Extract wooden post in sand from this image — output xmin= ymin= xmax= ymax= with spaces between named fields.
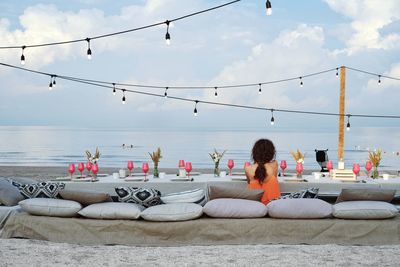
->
xmin=337 ymin=66 xmax=346 ymax=163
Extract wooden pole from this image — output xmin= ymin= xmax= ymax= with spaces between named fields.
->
xmin=338 ymin=66 xmax=346 ymax=162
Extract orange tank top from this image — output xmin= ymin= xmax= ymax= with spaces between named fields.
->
xmin=247 ymin=176 xmax=281 ymax=205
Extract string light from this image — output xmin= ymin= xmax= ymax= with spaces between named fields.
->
xmin=164 ymin=87 xmax=168 ymax=98
xmin=165 ymin=20 xmax=171 ymax=46
xmin=112 ymin=83 xmax=116 ymax=95
xmin=194 ymin=100 xmax=198 ymax=116
xmin=378 ymin=75 xmax=381 ymax=85
xmin=270 ymin=109 xmax=275 ymax=125
xmin=122 ymin=89 xmax=126 ymax=104
xmin=265 ymin=0 xmax=272 ymax=16
xmin=86 ymin=38 xmax=92 ymax=60
xmin=52 ymin=75 xmax=56 ymax=86
xmin=346 ymin=115 xmax=351 ymax=131
xmin=214 ymin=87 xmax=218 ymax=97
xmin=258 ymin=83 xmax=262 ymax=94
xmin=299 ymin=77 xmax=303 ymax=87
xmin=20 ymin=46 xmax=26 ymax=65
xmin=48 ymin=76 xmax=53 ymax=90
xmin=336 ymin=68 xmax=339 ymax=77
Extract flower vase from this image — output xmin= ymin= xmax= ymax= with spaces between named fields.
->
xmin=153 ymin=164 xmax=159 ymax=178
xmin=372 ymin=167 xmax=379 ymax=179
xmin=296 ymin=162 xmax=303 ymax=178
xmin=214 ymin=162 xmax=220 ymax=177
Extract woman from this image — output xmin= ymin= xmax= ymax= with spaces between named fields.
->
xmin=245 ymin=139 xmax=281 ymax=205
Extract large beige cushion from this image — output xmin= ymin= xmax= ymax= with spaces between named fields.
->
xmin=208 ymin=185 xmax=264 ymax=201
xmin=78 ymin=202 xmax=144 ymax=220
xmin=333 ymin=201 xmax=398 ymax=219
xmin=141 ymin=203 xmax=203 ymax=222
xmin=59 ymin=190 xmax=112 ymax=206
xmin=0 ymin=178 xmax=24 ymax=206
xmin=203 ymin=198 xmax=267 ymax=218
xmin=335 ymin=188 xmax=395 ymax=204
xmin=267 ymin=199 xmax=332 ymax=219
xmin=19 ymin=198 xmax=82 ymax=217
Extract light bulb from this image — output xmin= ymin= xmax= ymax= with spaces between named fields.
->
xmin=266 ymin=0 xmax=272 ymax=16
xmin=258 ymin=84 xmax=262 ymax=94
xmin=346 ymin=122 xmax=350 ymax=131
xmin=336 ymin=68 xmax=339 ymax=77
xmin=122 ymin=90 xmax=126 ymax=104
xmin=214 ymin=87 xmax=218 ymax=98
xmin=194 ymin=101 xmax=198 ymax=117
xmin=165 ymin=20 xmax=171 ymax=46
xmin=299 ymin=77 xmax=303 ymax=87
xmin=113 ymin=83 xmax=116 ymax=96
xmin=164 ymin=87 xmax=168 ymax=98
xmin=49 ymin=82 xmax=53 ymax=91
xmin=20 ymin=46 xmax=26 ymax=65
xmin=378 ymin=75 xmax=381 ymax=85
xmin=86 ymin=38 xmax=92 ymax=60
xmin=270 ymin=110 xmax=275 ymax=125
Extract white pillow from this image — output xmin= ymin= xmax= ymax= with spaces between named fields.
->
xmin=267 ymin=199 xmax=332 ymax=219
xmin=161 ymin=188 xmax=206 ymax=206
xmin=203 ymin=198 xmax=267 ymax=218
xmin=333 ymin=201 xmax=398 ymax=219
xmin=19 ymin=198 xmax=82 ymax=217
xmin=78 ymin=202 xmax=144 ymax=219
xmin=141 ymin=203 xmax=203 ymax=221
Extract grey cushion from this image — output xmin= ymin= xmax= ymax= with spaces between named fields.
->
xmin=203 ymin=198 xmax=268 ymax=218
xmin=78 ymin=202 xmax=144 ymax=220
xmin=335 ymin=189 xmax=396 ymax=204
xmin=333 ymin=201 xmax=398 ymax=219
xmin=0 ymin=178 xmax=24 ymax=206
xmin=59 ymin=190 xmax=112 ymax=206
xmin=267 ymin=199 xmax=332 ymax=219
xmin=19 ymin=198 xmax=82 ymax=217
xmin=141 ymin=203 xmax=203 ymax=222
xmin=208 ymin=185 xmax=264 ymax=201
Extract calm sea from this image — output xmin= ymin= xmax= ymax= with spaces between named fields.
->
xmin=0 ymin=126 xmax=399 ymax=170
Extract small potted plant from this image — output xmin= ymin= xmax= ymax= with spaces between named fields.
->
xmin=149 ymin=147 xmax=162 ymax=178
xmin=368 ymin=149 xmax=382 ymax=179
xmin=209 ymin=149 xmax=226 ymax=177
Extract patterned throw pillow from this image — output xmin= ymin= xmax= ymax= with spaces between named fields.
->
xmin=281 ymin=187 xmax=319 ymax=199
xmin=19 ymin=182 xmax=65 ymax=199
xmin=115 ymin=187 xmax=162 ymax=208
xmin=161 ymin=188 xmax=207 ymax=206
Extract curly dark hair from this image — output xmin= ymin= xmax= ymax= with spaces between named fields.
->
xmin=251 ymin=139 xmax=276 ymax=183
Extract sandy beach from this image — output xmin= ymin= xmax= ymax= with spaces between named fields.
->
xmin=0 ymin=239 xmax=399 ymax=267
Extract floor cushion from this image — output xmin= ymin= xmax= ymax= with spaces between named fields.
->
xmin=333 ymin=201 xmax=398 ymax=219
xmin=267 ymin=198 xmax=332 ymax=219
xmin=115 ymin=187 xmax=162 ymax=208
xmin=78 ymin=202 xmax=144 ymax=220
xmin=203 ymin=198 xmax=268 ymax=218
xmin=141 ymin=203 xmax=203 ymax=221
xmin=19 ymin=182 xmax=65 ymax=199
xmin=59 ymin=190 xmax=112 ymax=206
xmin=0 ymin=178 xmax=24 ymax=206
xmin=19 ymin=198 xmax=82 ymax=217
xmin=161 ymin=188 xmax=207 ymax=206
xmin=335 ymin=188 xmax=396 ymax=204
xmin=208 ymin=185 xmax=264 ymax=201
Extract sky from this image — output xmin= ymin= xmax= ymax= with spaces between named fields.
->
xmin=0 ymin=0 xmax=399 ymax=130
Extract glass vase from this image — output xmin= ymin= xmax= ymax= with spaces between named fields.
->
xmin=372 ymin=167 xmax=379 ymax=179
xmin=214 ymin=162 xmax=220 ymax=177
xmin=153 ymin=164 xmax=159 ymax=178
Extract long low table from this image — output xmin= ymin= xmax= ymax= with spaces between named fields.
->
xmin=56 ymin=174 xmax=400 ymax=197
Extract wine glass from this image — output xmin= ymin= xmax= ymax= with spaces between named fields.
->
xmin=68 ymin=164 xmax=75 ymax=179
xmin=353 ymin=163 xmax=360 ymax=178
xmin=185 ymin=162 xmax=193 ymax=180
xmin=86 ymin=161 xmax=92 ymax=177
xmin=78 ymin=162 xmax=84 ymax=178
xmin=91 ymin=164 xmax=99 ymax=181
xmin=326 ymin=160 xmax=333 ymax=174
xmin=365 ymin=160 xmax=372 ymax=178
xmin=178 ymin=160 xmax=185 ymax=168
xmin=227 ymin=159 xmax=234 ymax=176
xmin=244 ymin=161 xmax=251 ymax=169
xmin=280 ymin=160 xmax=287 ymax=177
xmin=127 ymin=161 xmax=134 ymax=176
xmin=295 ymin=162 xmax=303 ymax=178
xmin=142 ymin=163 xmax=149 ymax=181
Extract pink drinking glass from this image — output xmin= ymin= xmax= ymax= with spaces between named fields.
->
xmin=227 ymin=159 xmax=234 ymax=176
xmin=365 ymin=160 xmax=372 ymax=178
xmin=280 ymin=160 xmax=287 ymax=177
xmin=326 ymin=160 xmax=333 ymax=173
xmin=185 ymin=162 xmax=193 ymax=179
xmin=78 ymin=162 xmax=84 ymax=178
xmin=91 ymin=164 xmax=99 ymax=181
xmin=244 ymin=161 xmax=251 ymax=169
xmin=142 ymin=163 xmax=149 ymax=181
xmin=68 ymin=164 xmax=75 ymax=179
xmin=127 ymin=161 xmax=134 ymax=176
xmin=178 ymin=160 xmax=185 ymax=168
xmin=295 ymin=162 xmax=303 ymax=177
xmin=353 ymin=163 xmax=360 ymax=177
xmin=86 ymin=161 xmax=92 ymax=176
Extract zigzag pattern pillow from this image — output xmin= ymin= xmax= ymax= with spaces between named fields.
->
xmin=19 ymin=182 xmax=65 ymax=199
xmin=115 ymin=187 xmax=162 ymax=208
xmin=161 ymin=188 xmax=207 ymax=206
xmin=281 ymin=187 xmax=319 ymax=199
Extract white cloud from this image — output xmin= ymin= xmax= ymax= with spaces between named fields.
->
xmin=325 ymin=0 xmax=400 ymax=54
xmin=364 ymin=63 xmax=400 ymax=94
